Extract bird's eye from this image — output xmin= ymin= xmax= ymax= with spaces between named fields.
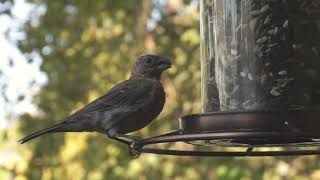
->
xmin=157 ymin=61 xmax=163 ymax=65
xmin=146 ymin=58 xmax=152 ymax=63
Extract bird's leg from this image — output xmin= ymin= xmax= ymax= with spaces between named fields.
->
xmin=106 ymin=130 xmax=143 ymax=157
xmin=106 ymin=129 xmax=141 ymax=144
xmin=106 ymin=130 xmax=130 ymax=144
xmin=114 ymin=134 xmax=143 ymax=158
xmin=108 ymin=133 xmax=142 ymax=157
xmin=115 ymin=134 xmax=141 ymax=141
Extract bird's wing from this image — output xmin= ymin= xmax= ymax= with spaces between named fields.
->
xmin=18 ymin=79 xmax=157 ymax=143
xmin=73 ymin=79 xmax=155 ymax=117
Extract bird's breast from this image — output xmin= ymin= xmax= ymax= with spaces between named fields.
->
xmin=148 ymin=82 xmax=166 ymax=116
xmin=116 ymin=81 xmax=166 ymax=134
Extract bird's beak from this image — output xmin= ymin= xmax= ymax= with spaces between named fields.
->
xmin=157 ymin=58 xmax=172 ymax=71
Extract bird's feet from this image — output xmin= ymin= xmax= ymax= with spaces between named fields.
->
xmin=108 ymin=133 xmax=143 ymax=157
xmin=115 ymin=135 xmax=142 ymax=158
xmin=129 ymin=138 xmax=142 ymax=158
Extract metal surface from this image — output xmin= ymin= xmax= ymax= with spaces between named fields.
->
xmin=141 ymin=148 xmax=320 ymax=157
xmin=113 ymin=131 xmax=320 ymax=157
xmin=113 ymin=111 xmax=320 ymax=157
xmin=180 ymin=110 xmax=320 ymax=134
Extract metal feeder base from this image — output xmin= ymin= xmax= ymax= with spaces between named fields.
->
xmin=113 ymin=110 xmax=320 ymax=157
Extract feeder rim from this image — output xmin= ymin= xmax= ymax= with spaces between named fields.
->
xmin=112 ymin=110 xmax=320 ymax=157
xmin=112 ymin=130 xmax=320 ymax=157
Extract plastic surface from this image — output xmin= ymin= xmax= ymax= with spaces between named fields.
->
xmin=201 ymin=0 xmax=320 ymax=112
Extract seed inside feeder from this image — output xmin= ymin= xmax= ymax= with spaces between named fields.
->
xmin=201 ymin=0 xmax=320 ymax=112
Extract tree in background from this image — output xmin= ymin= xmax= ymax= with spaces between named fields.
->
xmin=1 ymin=0 xmax=320 ymax=179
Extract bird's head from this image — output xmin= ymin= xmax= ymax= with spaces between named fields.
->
xmin=131 ymin=54 xmax=172 ymax=80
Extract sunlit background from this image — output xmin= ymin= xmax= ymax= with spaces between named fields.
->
xmin=0 ymin=0 xmax=46 ymax=129
xmin=1 ymin=0 xmax=320 ymax=179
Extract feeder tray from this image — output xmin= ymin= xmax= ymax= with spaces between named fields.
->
xmin=113 ymin=110 xmax=320 ymax=157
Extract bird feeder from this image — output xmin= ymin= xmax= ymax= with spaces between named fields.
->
xmin=114 ymin=0 xmax=320 ymax=157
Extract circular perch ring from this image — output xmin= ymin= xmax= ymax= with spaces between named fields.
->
xmin=113 ymin=110 xmax=320 ymax=157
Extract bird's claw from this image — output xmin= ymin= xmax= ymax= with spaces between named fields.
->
xmin=112 ymin=134 xmax=143 ymax=157
xmin=129 ymin=139 xmax=142 ymax=158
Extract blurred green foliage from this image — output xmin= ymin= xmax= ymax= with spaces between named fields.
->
xmin=2 ymin=0 xmax=320 ymax=179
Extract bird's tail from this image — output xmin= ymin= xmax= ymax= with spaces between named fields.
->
xmin=18 ymin=122 xmax=68 ymax=144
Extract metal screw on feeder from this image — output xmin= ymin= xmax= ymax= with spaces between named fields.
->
xmin=115 ymin=0 xmax=320 ymax=157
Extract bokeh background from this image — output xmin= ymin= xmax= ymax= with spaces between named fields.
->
xmin=1 ymin=0 xmax=320 ymax=179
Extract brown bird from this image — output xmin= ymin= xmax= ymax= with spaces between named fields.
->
xmin=19 ymin=54 xmax=172 ymax=143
